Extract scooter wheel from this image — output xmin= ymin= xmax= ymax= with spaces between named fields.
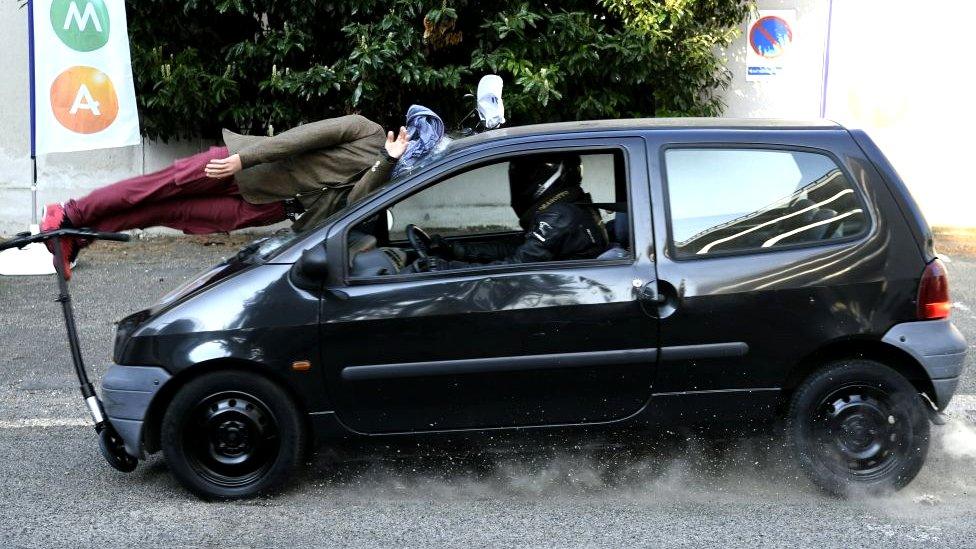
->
xmin=99 ymin=425 xmax=139 ymax=473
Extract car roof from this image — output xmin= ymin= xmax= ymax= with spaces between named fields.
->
xmin=449 ymin=118 xmax=842 ymax=151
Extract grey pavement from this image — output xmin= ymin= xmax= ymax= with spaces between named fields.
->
xmin=1 ymin=236 xmax=975 ymax=548
xmin=945 ymin=252 xmax=976 ymax=394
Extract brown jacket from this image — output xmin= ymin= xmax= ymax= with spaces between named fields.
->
xmin=222 ymin=114 xmax=397 ymax=231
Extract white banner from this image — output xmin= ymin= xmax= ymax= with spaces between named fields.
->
xmin=746 ymin=9 xmax=797 ymax=82
xmin=31 ymin=0 xmax=139 ymax=154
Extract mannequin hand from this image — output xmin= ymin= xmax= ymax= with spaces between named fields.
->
xmin=384 ymin=126 xmax=409 ymax=159
xmin=205 ymin=154 xmax=243 ymax=178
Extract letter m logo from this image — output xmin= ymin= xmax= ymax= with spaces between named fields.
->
xmin=64 ymin=1 xmax=102 ymax=32
xmin=50 ymin=0 xmax=111 ymax=52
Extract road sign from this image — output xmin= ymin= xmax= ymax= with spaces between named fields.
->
xmin=746 ymin=10 xmax=797 ymax=81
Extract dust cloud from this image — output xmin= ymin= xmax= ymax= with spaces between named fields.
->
xmin=306 ymin=433 xmax=810 ymax=504
xmin=305 ymin=417 xmax=976 ymax=505
xmin=941 ymin=417 xmax=976 ymax=460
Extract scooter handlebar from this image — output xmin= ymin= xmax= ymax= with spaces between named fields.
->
xmin=0 ymin=228 xmax=131 ymax=251
xmin=76 ymin=230 xmax=131 ymax=242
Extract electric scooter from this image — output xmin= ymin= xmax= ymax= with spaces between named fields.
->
xmin=0 ymin=228 xmax=138 ymax=472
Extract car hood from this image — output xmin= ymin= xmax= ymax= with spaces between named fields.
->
xmin=113 ymin=235 xmax=294 ymax=356
xmin=150 ymin=234 xmax=301 ymax=313
xmin=151 ymin=260 xmax=247 ymax=314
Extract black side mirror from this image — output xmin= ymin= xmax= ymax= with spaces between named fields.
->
xmin=291 ymin=243 xmax=329 ymax=290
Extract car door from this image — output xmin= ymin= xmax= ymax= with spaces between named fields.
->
xmin=645 ymin=130 xmax=880 ymax=421
xmin=318 ymin=137 xmax=660 ymax=434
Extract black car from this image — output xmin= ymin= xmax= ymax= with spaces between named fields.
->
xmin=103 ymin=119 xmax=967 ymax=499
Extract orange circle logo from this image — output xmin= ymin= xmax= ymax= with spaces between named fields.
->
xmin=50 ymin=66 xmax=119 ymax=134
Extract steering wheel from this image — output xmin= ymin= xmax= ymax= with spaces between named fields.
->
xmin=405 ymin=224 xmax=432 ymax=259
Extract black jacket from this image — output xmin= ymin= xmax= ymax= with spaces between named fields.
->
xmin=446 ymin=188 xmax=609 ymax=266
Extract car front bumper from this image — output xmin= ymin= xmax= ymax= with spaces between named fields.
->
xmin=882 ymin=319 xmax=968 ymax=410
xmin=101 ymin=365 xmax=172 ymax=457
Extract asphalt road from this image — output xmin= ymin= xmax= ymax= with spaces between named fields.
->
xmin=1 ymin=236 xmax=975 ymax=548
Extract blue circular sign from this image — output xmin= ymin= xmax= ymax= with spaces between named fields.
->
xmin=750 ymin=16 xmax=793 ymax=59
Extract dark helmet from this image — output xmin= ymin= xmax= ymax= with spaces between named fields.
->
xmin=508 ymin=153 xmax=582 ymax=218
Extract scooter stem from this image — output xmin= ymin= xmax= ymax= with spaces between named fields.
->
xmin=51 ymin=236 xmax=106 ymax=427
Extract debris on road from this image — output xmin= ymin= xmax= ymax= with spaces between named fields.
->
xmin=913 ymin=494 xmax=941 ymax=506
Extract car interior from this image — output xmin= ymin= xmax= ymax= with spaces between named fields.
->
xmin=345 ymin=150 xmax=632 ymax=277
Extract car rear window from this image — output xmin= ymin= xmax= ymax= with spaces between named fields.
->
xmin=664 ymin=148 xmax=869 ymax=258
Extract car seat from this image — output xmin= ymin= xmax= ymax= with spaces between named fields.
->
xmin=597 ymin=212 xmax=630 ymax=260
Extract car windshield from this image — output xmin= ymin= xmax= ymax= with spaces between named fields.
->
xmin=387 ymin=137 xmax=454 ymax=182
xmin=230 ymin=232 xmax=299 ymax=264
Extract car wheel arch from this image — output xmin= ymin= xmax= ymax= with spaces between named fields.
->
xmin=782 ymin=337 xmax=937 ymax=409
xmin=141 ymin=358 xmax=310 ymax=455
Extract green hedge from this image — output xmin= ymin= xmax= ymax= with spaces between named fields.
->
xmin=127 ymin=0 xmax=753 ymax=141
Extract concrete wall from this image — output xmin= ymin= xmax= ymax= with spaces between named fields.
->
xmin=719 ymin=0 xmax=976 ymax=227
xmin=0 ymin=0 xmax=615 ymax=238
xmin=721 ymin=0 xmax=829 ymax=119
xmin=3 ymin=1 xmax=973 ymax=236
xmin=1 ymin=0 xmax=603 ymax=237
xmin=0 ymin=0 xmax=32 ymax=234
xmin=0 ymin=1 xmax=214 ymax=235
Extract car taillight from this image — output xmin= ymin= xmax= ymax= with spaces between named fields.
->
xmin=917 ymin=258 xmax=951 ymax=319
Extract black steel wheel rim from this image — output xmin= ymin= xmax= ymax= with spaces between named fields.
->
xmin=811 ymin=383 xmax=911 ymax=480
xmin=183 ymin=391 xmax=280 ymax=488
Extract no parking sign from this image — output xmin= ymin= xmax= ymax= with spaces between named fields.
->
xmin=746 ymin=9 xmax=797 ymax=81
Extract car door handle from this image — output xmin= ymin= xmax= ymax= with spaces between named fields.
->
xmin=637 ymin=281 xmax=667 ymax=304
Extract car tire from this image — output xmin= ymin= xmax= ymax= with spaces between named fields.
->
xmin=161 ymin=370 xmax=305 ymax=500
xmin=787 ymin=359 xmax=929 ymax=497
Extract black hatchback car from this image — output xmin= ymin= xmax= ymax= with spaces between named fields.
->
xmin=103 ymin=119 xmax=967 ymax=499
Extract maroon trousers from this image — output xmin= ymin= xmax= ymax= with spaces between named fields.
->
xmin=64 ymin=146 xmax=286 ymax=234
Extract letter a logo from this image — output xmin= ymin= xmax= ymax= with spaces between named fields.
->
xmin=69 ymin=84 xmax=102 ymax=115
xmin=50 ymin=0 xmax=110 ymax=52
xmin=50 ymin=66 xmax=119 ymax=133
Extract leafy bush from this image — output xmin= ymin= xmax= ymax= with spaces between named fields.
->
xmin=127 ymin=0 xmax=753 ymax=141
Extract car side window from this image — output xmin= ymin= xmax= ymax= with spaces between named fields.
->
xmin=388 ymin=154 xmax=619 ymax=239
xmin=389 ymin=162 xmax=521 ymax=239
xmin=346 ymin=150 xmax=630 ymax=278
xmin=664 ymin=148 xmax=868 ymax=258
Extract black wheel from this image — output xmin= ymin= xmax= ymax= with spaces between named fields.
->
xmin=787 ymin=359 xmax=929 ymax=497
xmin=98 ymin=424 xmax=138 ymax=472
xmin=161 ymin=370 xmax=305 ymax=500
